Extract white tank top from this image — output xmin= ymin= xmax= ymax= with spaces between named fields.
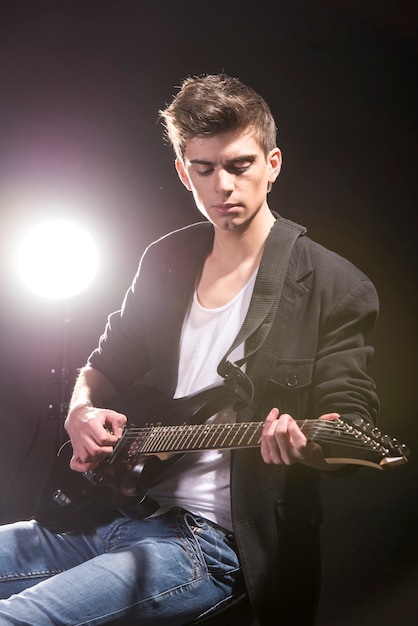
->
xmin=147 ymin=270 xmax=257 ymax=530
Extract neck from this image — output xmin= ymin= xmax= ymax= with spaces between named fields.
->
xmin=196 ymin=208 xmax=275 ymax=308
xmin=211 ymin=208 xmax=275 ymax=269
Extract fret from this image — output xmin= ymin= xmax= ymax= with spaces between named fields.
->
xmin=183 ymin=424 xmax=203 ymax=450
xmin=125 ymin=422 xmax=264 ymax=455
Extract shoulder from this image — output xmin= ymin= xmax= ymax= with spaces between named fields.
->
xmin=134 ymin=221 xmax=214 ymax=290
xmin=283 ymin=227 xmax=379 ymax=312
xmin=143 ymin=220 xmax=214 ymax=264
xmin=273 ymin=214 xmax=372 ymax=287
xmin=293 ymin=232 xmax=375 ymax=286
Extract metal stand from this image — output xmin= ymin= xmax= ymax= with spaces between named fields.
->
xmin=48 ymin=317 xmax=72 ymax=449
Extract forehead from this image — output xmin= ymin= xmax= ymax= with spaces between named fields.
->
xmin=183 ymin=127 xmax=263 ymax=163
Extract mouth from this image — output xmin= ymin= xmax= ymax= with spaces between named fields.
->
xmin=212 ymin=203 xmax=241 ymax=214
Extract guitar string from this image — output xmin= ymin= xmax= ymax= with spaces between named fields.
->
xmin=118 ymin=423 xmax=381 ymax=446
xmin=112 ymin=421 xmax=391 ymax=455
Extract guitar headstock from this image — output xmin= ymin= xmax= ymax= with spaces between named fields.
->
xmin=305 ymin=417 xmax=410 ymax=470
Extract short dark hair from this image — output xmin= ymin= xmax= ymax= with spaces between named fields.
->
xmin=159 ymin=73 xmax=277 ymax=160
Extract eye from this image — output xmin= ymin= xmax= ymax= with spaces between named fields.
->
xmin=231 ymin=165 xmax=250 ymax=174
xmin=226 ymin=160 xmax=253 ymax=175
xmin=196 ymin=168 xmax=214 ymax=177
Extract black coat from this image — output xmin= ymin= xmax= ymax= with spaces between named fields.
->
xmin=89 ymin=217 xmax=379 ymax=625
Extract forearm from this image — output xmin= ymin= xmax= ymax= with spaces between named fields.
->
xmin=68 ymin=365 xmax=117 ymax=413
xmin=64 ymin=366 xmax=125 ymax=472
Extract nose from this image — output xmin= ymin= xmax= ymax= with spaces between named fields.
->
xmin=214 ymin=168 xmax=234 ymax=194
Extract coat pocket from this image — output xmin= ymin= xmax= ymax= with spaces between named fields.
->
xmin=261 ymin=359 xmax=314 ymax=419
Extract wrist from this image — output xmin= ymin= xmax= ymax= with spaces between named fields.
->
xmin=69 ymin=401 xmax=94 ymax=412
xmin=65 ymin=403 xmax=94 ymax=431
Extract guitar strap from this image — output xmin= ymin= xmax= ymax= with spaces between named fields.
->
xmin=217 ymin=215 xmax=306 ymax=390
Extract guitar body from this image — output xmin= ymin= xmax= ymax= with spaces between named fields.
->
xmin=35 ymin=380 xmax=249 ymax=532
xmin=35 ymin=441 xmax=167 ymax=532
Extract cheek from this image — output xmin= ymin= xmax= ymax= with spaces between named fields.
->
xmin=189 ymin=186 xmax=208 ymax=212
xmin=189 ymin=179 xmax=208 ymax=201
xmin=246 ymin=176 xmax=268 ymax=196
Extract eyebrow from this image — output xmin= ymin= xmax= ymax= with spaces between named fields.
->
xmin=189 ymin=159 xmax=213 ymax=166
xmin=188 ymin=154 xmax=257 ymax=166
xmin=189 ymin=154 xmax=257 ymax=167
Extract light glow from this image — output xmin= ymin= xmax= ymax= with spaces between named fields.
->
xmin=17 ymin=220 xmax=99 ymax=299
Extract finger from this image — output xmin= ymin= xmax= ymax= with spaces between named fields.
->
xmin=319 ymin=412 xmax=340 ymax=421
xmin=70 ymin=437 xmax=113 ymax=469
xmin=260 ymin=437 xmax=283 ymax=464
xmin=267 ymin=414 xmax=307 ymax=464
xmin=69 ymin=455 xmax=98 ymax=473
xmin=273 ymin=415 xmax=298 ymax=463
xmin=284 ymin=419 xmax=310 ymax=462
xmin=287 ymin=418 xmax=307 ymax=446
xmin=261 ymin=408 xmax=284 ymax=464
xmin=263 ymin=407 xmax=280 ymax=428
xmin=104 ymin=411 xmax=127 ymax=439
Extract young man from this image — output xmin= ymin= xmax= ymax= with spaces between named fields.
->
xmin=0 ymin=74 xmax=379 ymax=625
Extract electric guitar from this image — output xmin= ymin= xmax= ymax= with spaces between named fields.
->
xmin=35 ymin=384 xmax=409 ymax=532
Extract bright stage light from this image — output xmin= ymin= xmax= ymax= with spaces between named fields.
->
xmin=17 ymin=220 xmax=99 ymax=300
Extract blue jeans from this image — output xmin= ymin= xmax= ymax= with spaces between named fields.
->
xmin=0 ymin=508 xmax=242 ymax=625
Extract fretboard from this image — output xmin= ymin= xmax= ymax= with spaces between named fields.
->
xmin=123 ymin=422 xmax=264 ymax=456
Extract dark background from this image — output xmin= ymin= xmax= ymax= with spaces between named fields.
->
xmin=0 ymin=1 xmax=417 ymax=624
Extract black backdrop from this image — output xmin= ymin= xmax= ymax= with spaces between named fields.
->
xmin=0 ymin=2 xmax=417 ymax=624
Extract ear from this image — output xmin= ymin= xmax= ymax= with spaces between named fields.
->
xmin=267 ymin=148 xmax=282 ymax=184
xmin=175 ymin=159 xmax=192 ymax=191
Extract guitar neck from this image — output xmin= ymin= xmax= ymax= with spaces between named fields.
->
xmin=114 ymin=418 xmax=409 ymax=470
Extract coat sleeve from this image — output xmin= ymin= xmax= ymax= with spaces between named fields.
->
xmin=87 ymin=222 xmax=212 ymax=394
xmin=312 ymin=276 xmax=380 ymax=425
xmin=87 ymin=249 xmax=153 ymax=391
xmin=249 ymin=239 xmax=380 ymax=430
